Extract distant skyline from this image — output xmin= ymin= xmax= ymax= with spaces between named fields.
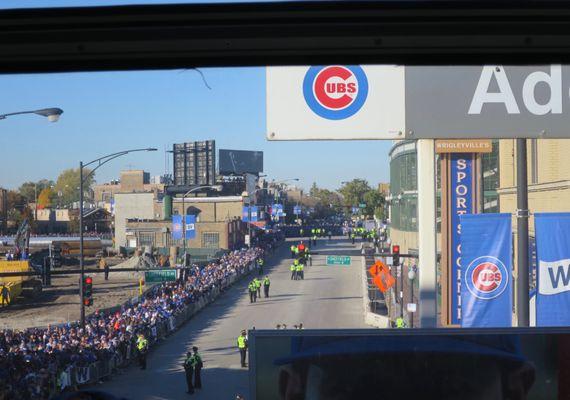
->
xmin=0 ymin=68 xmax=392 ymax=192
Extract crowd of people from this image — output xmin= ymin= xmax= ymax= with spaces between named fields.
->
xmin=0 ymin=246 xmax=264 ymax=400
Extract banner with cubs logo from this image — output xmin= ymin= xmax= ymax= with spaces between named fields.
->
xmin=266 ymin=65 xmax=405 ymax=140
xmin=535 ymin=213 xmax=570 ymax=326
xmin=460 ymin=214 xmax=512 ymax=328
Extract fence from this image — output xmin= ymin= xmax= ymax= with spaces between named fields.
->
xmin=44 ymin=257 xmax=259 ymax=398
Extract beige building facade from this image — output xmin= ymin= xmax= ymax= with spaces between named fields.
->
xmin=498 ymin=139 xmax=570 ymax=234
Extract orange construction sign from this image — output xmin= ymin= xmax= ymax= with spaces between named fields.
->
xmin=369 ymin=260 xmax=395 ymax=293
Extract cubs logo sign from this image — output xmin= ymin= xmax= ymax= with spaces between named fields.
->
xmin=303 ymin=65 xmax=369 ymax=120
xmin=465 ymin=256 xmax=509 ymax=300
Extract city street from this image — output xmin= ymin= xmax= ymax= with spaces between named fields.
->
xmin=100 ymin=237 xmax=366 ymax=399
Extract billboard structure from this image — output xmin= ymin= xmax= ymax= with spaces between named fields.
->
xmin=219 ymin=149 xmax=263 ymax=175
xmin=172 ymin=140 xmax=216 ymax=186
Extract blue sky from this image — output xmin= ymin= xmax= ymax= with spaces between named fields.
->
xmin=0 ymin=68 xmax=392 ymax=191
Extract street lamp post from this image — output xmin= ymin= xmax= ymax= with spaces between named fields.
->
xmin=0 ymin=107 xmax=63 ymax=122
xmin=242 ymin=187 xmax=266 ymax=248
xmin=408 ymin=266 xmax=417 ymax=328
xmin=181 ymin=185 xmax=222 ymax=264
xmin=79 ymin=147 xmax=157 ymax=328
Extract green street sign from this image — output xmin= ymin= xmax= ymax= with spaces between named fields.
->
xmin=326 ymin=256 xmax=351 ymax=266
xmin=359 ymin=203 xmax=366 ymax=208
xmin=145 ymin=269 xmax=177 ymax=283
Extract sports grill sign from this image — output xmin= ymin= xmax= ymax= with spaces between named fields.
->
xmin=267 ymin=64 xmax=570 ymax=140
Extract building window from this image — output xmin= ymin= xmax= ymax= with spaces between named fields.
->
xmin=139 ymin=232 xmax=155 ymax=247
xmin=202 ymin=232 xmax=219 ymax=249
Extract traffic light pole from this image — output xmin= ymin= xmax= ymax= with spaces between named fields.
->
xmin=79 ymin=161 xmax=85 ymax=329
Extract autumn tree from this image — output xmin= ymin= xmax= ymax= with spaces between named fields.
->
xmin=54 ymin=168 xmax=95 ymax=207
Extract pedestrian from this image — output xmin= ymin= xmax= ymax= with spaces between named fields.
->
xmin=136 ymin=333 xmax=148 ymax=370
xmin=1 ymin=285 xmax=9 ymax=307
xmin=100 ymin=257 xmax=109 ymax=281
xmin=290 ymin=244 xmax=296 ymax=258
xmin=263 ymin=276 xmax=270 ymax=298
xmin=237 ymin=330 xmax=248 ymax=367
xmin=191 ymin=346 xmax=203 ymax=390
xmin=395 ymin=317 xmax=406 ymax=329
xmin=183 ymin=351 xmax=195 ymax=394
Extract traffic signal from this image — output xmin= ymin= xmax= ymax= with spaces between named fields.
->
xmin=392 ymin=245 xmax=400 ymax=267
xmin=83 ymin=276 xmax=93 ymax=307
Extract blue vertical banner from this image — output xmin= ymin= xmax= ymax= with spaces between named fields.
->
xmin=449 ymin=154 xmax=475 ymax=324
xmin=185 ymin=215 xmax=196 ymax=239
xmin=242 ymin=206 xmax=259 ymax=222
xmin=535 ymin=213 xmax=570 ymax=326
xmin=294 ymin=206 xmax=301 ymax=215
xmin=460 ymin=213 xmax=512 ymax=328
xmin=272 ymin=204 xmax=284 ymax=217
xmin=172 ymin=215 xmax=183 ymax=240
xmin=250 ymin=206 xmax=258 ymax=222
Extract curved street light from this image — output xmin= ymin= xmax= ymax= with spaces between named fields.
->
xmin=0 ymin=107 xmax=64 ymax=122
xmin=79 ymin=147 xmax=157 ymax=328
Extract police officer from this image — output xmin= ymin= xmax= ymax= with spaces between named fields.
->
xmin=191 ymin=346 xmax=203 ymax=390
xmin=290 ymin=262 xmax=296 ymax=280
xmin=237 ymin=330 xmax=248 ymax=367
xmin=263 ymin=276 xmax=270 ymax=297
xmin=257 ymin=257 xmax=264 ymax=275
xmin=183 ymin=351 xmax=195 ymax=394
xmin=296 ymin=262 xmax=303 ymax=280
xmin=247 ymin=281 xmax=257 ymax=303
xmin=290 ymin=244 xmax=296 ymax=258
xmin=395 ymin=317 xmax=406 ymax=329
xmin=136 ymin=333 xmax=148 ymax=370
xmin=254 ymin=277 xmax=262 ymax=298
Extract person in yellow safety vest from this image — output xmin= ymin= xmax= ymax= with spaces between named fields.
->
xmin=305 ymin=246 xmax=311 ymax=266
xmin=254 ymin=277 xmax=262 ymax=297
xmin=395 ymin=317 xmax=406 ymax=328
xmin=294 ymin=245 xmax=300 ymax=257
xmin=290 ymin=244 xmax=296 ymax=258
xmin=237 ymin=330 xmax=248 ymax=367
xmin=296 ymin=263 xmax=304 ymax=280
xmin=290 ymin=263 xmax=297 ymax=280
xmin=248 ymin=280 xmax=257 ymax=303
xmin=263 ymin=276 xmax=270 ymax=297
xmin=136 ymin=333 xmax=148 ymax=370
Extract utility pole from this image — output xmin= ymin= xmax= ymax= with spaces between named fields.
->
xmin=516 ymin=138 xmax=530 ymax=327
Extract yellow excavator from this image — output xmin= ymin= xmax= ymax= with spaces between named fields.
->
xmin=0 ymin=219 xmax=42 ymax=304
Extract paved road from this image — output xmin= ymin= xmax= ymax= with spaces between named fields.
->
xmin=100 ymin=237 xmax=366 ymax=400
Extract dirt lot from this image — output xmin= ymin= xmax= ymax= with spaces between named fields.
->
xmin=0 ymin=257 xmax=145 ymax=330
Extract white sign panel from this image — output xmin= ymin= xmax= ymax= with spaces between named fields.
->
xmin=407 ymin=303 xmax=417 ymax=313
xmin=266 ymin=65 xmax=405 ymax=140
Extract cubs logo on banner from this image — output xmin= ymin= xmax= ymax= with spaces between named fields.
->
xmin=266 ymin=65 xmax=405 ymax=140
xmin=185 ymin=215 xmax=196 ymax=240
xmin=303 ymin=65 xmax=368 ymax=120
xmin=172 ymin=215 xmax=183 ymax=240
xmin=535 ymin=213 xmax=570 ymax=326
xmin=460 ymin=213 xmax=512 ymax=327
